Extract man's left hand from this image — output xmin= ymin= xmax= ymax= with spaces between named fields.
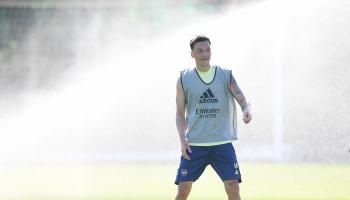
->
xmin=243 ymin=111 xmax=252 ymax=124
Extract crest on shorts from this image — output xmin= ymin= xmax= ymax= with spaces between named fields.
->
xmin=181 ymin=169 xmax=188 ymax=176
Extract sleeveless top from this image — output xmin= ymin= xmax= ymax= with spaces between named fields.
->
xmin=180 ymin=66 xmax=238 ymax=144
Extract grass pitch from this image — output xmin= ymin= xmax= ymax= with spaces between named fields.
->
xmin=0 ymin=163 xmax=349 ymax=200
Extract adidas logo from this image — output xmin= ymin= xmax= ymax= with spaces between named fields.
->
xmin=234 ymin=163 xmax=239 ymax=169
xmin=234 ymin=163 xmax=239 ymax=175
xmin=199 ymin=88 xmax=218 ymax=104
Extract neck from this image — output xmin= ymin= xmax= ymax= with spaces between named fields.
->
xmin=196 ymin=64 xmax=210 ymax=72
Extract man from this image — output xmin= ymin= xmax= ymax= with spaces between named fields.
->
xmin=174 ymin=35 xmax=252 ymax=200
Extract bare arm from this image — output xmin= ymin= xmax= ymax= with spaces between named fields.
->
xmin=228 ymin=73 xmax=252 ymax=123
xmin=176 ymin=77 xmax=191 ymax=159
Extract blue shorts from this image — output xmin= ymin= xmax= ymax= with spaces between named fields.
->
xmin=175 ymin=143 xmax=242 ymax=185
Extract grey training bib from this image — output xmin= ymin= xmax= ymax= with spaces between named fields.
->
xmin=180 ymin=66 xmax=238 ymax=144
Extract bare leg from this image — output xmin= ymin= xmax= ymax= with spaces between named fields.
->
xmin=175 ymin=181 xmax=193 ymax=200
xmin=224 ymin=180 xmax=241 ymax=200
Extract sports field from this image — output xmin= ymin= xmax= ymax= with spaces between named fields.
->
xmin=0 ymin=163 xmax=349 ymax=200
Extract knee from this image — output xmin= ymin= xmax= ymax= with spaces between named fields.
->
xmin=176 ymin=182 xmax=192 ymax=199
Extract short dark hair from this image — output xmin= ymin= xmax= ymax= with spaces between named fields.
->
xmin=189 ymin=35 xmax=211 ymax=50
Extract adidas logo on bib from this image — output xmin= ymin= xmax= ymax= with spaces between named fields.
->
xmin=199 ymin=88 xmax=218 ymax=104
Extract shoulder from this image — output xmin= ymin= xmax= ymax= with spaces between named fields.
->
xmin=180 ymin=68 xmax=195 ymax=74
xmin=214 ymin=65 xmax=232 ymax=81
xmin=180 ymin=68 xmax=196 ymax=78
xmin=179 ymin=68 xmax=196 ymax=89
xmin=215 ymin=65 xmax=232 ymax=74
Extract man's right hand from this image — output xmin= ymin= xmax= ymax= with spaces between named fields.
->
xmin=181 ymin=140 xmax=192 ymax=160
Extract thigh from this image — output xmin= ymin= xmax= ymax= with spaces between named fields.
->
xmin=175 ymin=146 xmax=210 ymax=185
xmin=224 ymin=179 xmax=239 ymax=189
xmin=178 ymin=181 xmax=193 ymax=191
xmin=209 ymin=143 xmax=242 ymax=183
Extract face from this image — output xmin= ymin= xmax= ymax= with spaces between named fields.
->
xmin=191 ymin=41 xmax=211 ymax=67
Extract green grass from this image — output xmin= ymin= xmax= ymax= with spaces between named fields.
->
xmin=0 ymin=163 xmax=349 ymax=200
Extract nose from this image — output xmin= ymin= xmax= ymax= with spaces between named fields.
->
xmin=202 ymin=51 xmax=210 ymax=59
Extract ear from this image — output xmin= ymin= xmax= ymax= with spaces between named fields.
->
xmin=190 ymin=50 xmax=194 ymax=58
